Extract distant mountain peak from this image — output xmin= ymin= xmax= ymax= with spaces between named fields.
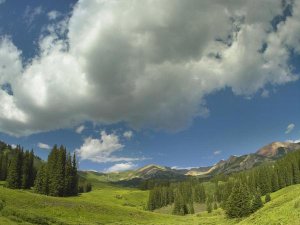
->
xmin=256 ymin=141 xmax=300 ymax=158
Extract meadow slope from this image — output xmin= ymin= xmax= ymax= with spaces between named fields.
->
xmin=0 ymin=182 xmax=299 ymax=225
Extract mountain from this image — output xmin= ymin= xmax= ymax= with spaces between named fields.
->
xmin=103 ymin=141 xmax=300 ymax=182
xmin=256 ymin=141 xmax=300 ymax=158
xmin=193 ymin=141 xmax=300 ymax=176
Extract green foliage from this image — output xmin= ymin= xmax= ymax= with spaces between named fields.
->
xmin=194 ymin=183 xmax=206 ymax=203
xmin=265 ymin=193 xmax=271 ymax=203
xmin=206 ymin=196 xmax=213 ymax=213
xmin=213 ymin=202 xmax=218 ymax=210
xmin=225 ymin=180 xmax=252 ymax=218
xmin=0 ymin=199 xmax=5 ymax=211
xmin=34 ymin=145 xmax=78 ymax=197
xmin=251 ymin=191 xmax=263 ymax=212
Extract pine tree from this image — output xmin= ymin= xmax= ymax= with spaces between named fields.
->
xmin=271 ymin=168 xmax=279 ymax=192
xmin=71 ymin=152 xmax=78 ymax=196
xmin=28 ymin=150 xmax=35 ymax=187
xmin=292 ymin=161 xmax=300 ymax=184
xmin=0 ymin=153 xmax=8 ymax=180
xmin=225 ymin=180 xmax=252 ymax=218
xmin=213 ymin=202 xmax=218 ymax=210
xmin=206 ymin=196 xmax=213 ymax=213
xmin=251 ymin=191 xmax=263 ymax=212
xmin=64 ymin=153 xmax=73 ymax=196
xmin=7 ymin=148 xmax=23 ymax=189
xmin=34 ymin=164 xmax=48 ymax=194
xmin=21 ymin=151 xmax=30 ymax=189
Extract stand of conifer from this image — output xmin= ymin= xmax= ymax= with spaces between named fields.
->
xmin=6 ymin=147 xmax=35 ymax=189
xmin=34 ymin=145 xmax=78 ymax=197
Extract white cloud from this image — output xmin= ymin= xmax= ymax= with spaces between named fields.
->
xmin=287 ymin=139 xmax=300 ymax=143
xmin=105 ymin=162 xmax=137 ymax=173
xmin=23 ymin=6 xmax=43 ymax=26
xmin=11 ymin=144 xmax=16 ymax=149
xmin=47 ymin=10 xmax=61 ymax=20
xmin=171 ymin=166 xmax=196 ymax=170
xmin=123 ymin=130 xmax=133 ymax=139
xmin=261 ymin=90 xmax=269 ymax=98
xmin=0 ymin=0 xmax=299 ymax=136
xmin=76 ymin=131 xmax=140 ymax=163
xmin=76 ymin=125 xmax=85 ymax=134
xmin=0 ymin=0 xmax=6 ymax=5
xmin=37 ymin=142 xmax=51 ymax=150
xmin=285 ymin=123 xmax=295 ymax=134
xmin=213 ymin=150 xmax=222 ymax=155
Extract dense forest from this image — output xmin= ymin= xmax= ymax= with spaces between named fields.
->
xmin=147 ymin=148 xmax=300 ymax=218
xmin=0 ymin=142 xmax=91 ymax=197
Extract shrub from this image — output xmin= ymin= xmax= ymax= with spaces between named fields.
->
xmin=0 ymin=199 xmax=5 ymax=211
xmin=265 ymin=193 xmax=271 ymax=203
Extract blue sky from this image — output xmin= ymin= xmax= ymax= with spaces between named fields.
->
xmin=0 ymin=0 xmax=299 ymax=172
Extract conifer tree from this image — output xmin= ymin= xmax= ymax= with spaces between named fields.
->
xmin=34 ymin=164 xmax=48 ymax=194
xmin=206 ymin=196 xmax=213 ymax=213
xmin=7 ymin=148 xmax=23 ymax=189
xmin=271 ymin=168 xmax=279 ymax=192
xmin=71 ymin=152 xmax=78 ymax=195
xmin=0 ymin=153 xmax=8 ymax=180
xmin=225 ymin=180 xmax=252 ymax=218
xmin=213 ymin=202 xmax=218 ymax=210
xmin=251 ymin=191 xmax=263 ymax=212
xmin=21 ymin=151 xmax=31 ymax=189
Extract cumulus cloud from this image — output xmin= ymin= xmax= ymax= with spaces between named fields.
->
xmin=0 ymin=0 xmax=299 ymax=136
xmin=75 ymin=125 xmax=85 ymax=134
xmin=105 ymin=162 xmax=137 ymax=172
xmin=76 ymin=131 xmax=140 ymax=163
xmin=123 ymin=130 xmax=133 ymax=139
xmin=37 ymin=142 xmax=51 ymax=150
xmin=285 ymin=123 xmax=295 ymax=134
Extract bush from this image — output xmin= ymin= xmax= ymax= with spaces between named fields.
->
xmin=0 ymin=199 xmax=5 ymax=211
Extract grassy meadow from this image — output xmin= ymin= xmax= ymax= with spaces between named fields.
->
xmin=0 ymin=179 xmax=299 ymax=225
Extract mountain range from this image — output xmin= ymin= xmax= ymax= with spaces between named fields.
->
xmin=103 ymin=141 xmax=300 ymax=181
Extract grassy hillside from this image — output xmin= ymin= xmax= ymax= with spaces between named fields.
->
xmin=0 ymin=181 xmax=299 ymax=224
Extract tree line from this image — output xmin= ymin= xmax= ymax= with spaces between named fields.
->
xmin=0 ymin=143 xmax=85 ymax=197
xmin=147 ymin=148 xmax=300 ymax=218
xmin=0 ymin=145 xmax=36 ymax=189
xmin=34 ymin=145 xmax=78 ymax=196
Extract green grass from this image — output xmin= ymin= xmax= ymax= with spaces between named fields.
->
xmin=0 ymin=182 xmax=300 ymax=224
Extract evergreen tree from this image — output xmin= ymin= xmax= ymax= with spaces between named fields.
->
xmin=206 ymin=196 xmax=213 ymax=213
xmin=271 ymin=168 xmax=279 ymax=192
xmin=194 ymin=184 xmax=206 ymax=203
xmin=172 ymin=189 xmax=188 ymax=215
xmin=225 ymin=180 xmax=252 ymax=218
xmin=251 ymin=191 xmax=263 ymax=212
xmin=292 ymin=161 xmax=300 ymax=184
xmin=7 ymin=148 xmax=23 ymax=189
xmin=71 ymin=152 xmax=78 ymax=195
xmin=34 ymin=145 xmax=78 ymax=197
xmin=34 ymin=164 xmax=48 ymax=194
xmin=0 ymin=153 xmax=8 ymax=180
xmin=21 ymin=151 xmax=31 ymax=189
xmin=213 ymin=202 xmax=218 ymax=210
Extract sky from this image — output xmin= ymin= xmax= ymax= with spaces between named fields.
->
xmin=0 ymin=0 xmax=299 ymax=172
